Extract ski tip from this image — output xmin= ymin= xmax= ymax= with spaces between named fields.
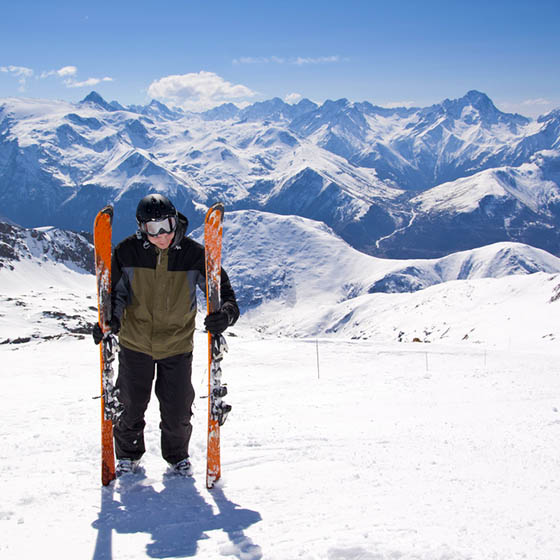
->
xmin=100 ymin=205 xmax=114 ymax=219
xmin=94 ymin=205 xmax=114 ymax=229
xmin=205 ymin=202 xmax=224 ymax=222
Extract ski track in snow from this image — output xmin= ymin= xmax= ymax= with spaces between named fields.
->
xmin=2 ymin=326 xmax=560 ymax=559
xmin=375 ymin=210 xmax=417 ymax=250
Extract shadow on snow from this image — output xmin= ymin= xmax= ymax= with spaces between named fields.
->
xmin=92 ymin=470 xmax=262 ymax=559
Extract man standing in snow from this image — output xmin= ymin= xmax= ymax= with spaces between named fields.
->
xmin=93 ymin=194 xmax=239 ymax=477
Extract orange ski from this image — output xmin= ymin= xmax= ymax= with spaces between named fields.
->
xmin=205 ymin=203 xmax=231 ymax=489
xmin=93 ymin=206 xmax=117 ymax=486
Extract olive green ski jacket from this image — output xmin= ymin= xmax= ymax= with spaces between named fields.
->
xmin=111 ymin=215 xmax=239 ymax=360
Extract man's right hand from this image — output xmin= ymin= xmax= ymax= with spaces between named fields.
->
xmin=92 ymin=317 xmax=120 ymax=345
xmin=92 ymin=322 xmax=104 ymax=345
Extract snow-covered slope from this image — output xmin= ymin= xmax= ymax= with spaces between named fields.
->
xmin=205 ymin=210 xmax=560 ymax=297
xmin=368 ymin=241 xmax=560 ymax=293
xmin=1 ymin=209 xmax=559 ymax=346
xmin=310 ymin=272 xmax=560 ymax=344
xmin=413 ymin=160 xmax=560 ymax=215
xmin=0 ymin=267 xmax=95 ymax=344
xmin=191 ymin=210 xmax=560 ymax=341
xmin=0 ymin=221 xmax=95 ymax=343
xmin=3 ymin=322 xmax=560 ymax=558
xmin=371 ymin=149 xmax=560 ymax=258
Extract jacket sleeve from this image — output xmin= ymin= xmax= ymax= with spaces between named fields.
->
xmin=220 ymin=267 xmax=240 ymax=326
xmin=111 ymin=246 xmax=132 ymax=322
xmin=194 ymin=241 xmax=240 ymax=326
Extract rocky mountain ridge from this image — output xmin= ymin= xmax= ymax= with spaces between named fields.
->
xmin=0 ymin=221 xmax=93 ymax=273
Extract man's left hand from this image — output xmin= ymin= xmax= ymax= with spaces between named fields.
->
xmin=204 ymin=311 xmax=230 ymax=335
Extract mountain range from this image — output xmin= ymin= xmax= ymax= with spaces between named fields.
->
xmin=0 ymin=90 xmax=559 ymax=258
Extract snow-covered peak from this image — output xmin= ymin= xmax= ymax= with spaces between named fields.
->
xmin=79 ymin=91 xmax=116 ymax=112
xmin=191 ymin=210 xmax=560 ymax=317
xmin=201 ymin=103 xmax=240 ymax=121
xmin=236 ymin=97 xmax=319 ymax=123
xmin=413 ymin=161 xmax=560 ymax=215
xmin=432 ymin=90 xmax=529 ymax=127
xmin=140 ymin=99 xmax=184 ymax=120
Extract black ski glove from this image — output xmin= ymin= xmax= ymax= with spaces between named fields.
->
xmin=204 ymin=310 xmax=230 ymax=335
xmin=92 ymin=317 xmax=120 ymax=345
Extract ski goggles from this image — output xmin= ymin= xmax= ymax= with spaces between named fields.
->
xmin=139 ymin=215 xmax=177 ymax=236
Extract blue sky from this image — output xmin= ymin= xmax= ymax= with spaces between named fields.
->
xmin=1 ymin=0 xmax=558 ymax=117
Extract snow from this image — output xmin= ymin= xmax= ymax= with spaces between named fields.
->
xmin=412 ymin=163 xmax=560 ymax=215
xmin=202 ymin=210 xmax=560 ymax=328
xmin=2 ymin=327 xmax=560 ymax=558
xmin=0 ymin=258 xmax=91 ymax=297
xmin=2 ymin=254 xmax=560 ymax=558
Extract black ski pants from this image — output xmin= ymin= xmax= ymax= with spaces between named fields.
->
xmin=114 ymin=345 xmax=195 ymax=464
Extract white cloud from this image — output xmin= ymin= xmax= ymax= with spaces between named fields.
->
xmin=0 ymin=65 xmax=33 ymax=77
xmin=1 ymin=63 xmax=113 ymax=91
xmin=293 ymin=56 xmax=341 ymax=66
xmin=285 ymin=93 xmax=303 ymax=104
xmin=521 ymin=98 xmax=552 ymax=106
xmin=57 ymin=66 xmax=78 ymax=77
xmin=233 ymin=55 xmax=343 ymax=66
xmin=383 ymin=100 xmax=416 ymax=109
xmin=496 ymin=98 xmax=558 ymax=118
xmin=38 ymin=66 xmax=112 ymax=89
xmin=233 ymin=56 xmax=283 ymax=65
xmin=147 ymin=71 xmax=257 ymax=111
xmin=66 ymin=76 xmax=113 ymax=88
xmin=40 ymin=65 xmax=78 ymax=79
xmin=0 ymin=65 xmax=34 ymax=91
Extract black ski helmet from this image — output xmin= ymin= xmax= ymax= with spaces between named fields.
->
xmin=136 ymin=194 xmax=177 ymax=225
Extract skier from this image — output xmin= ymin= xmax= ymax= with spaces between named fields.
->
xmin=93 ymin=194 xmax=239 ymax=477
